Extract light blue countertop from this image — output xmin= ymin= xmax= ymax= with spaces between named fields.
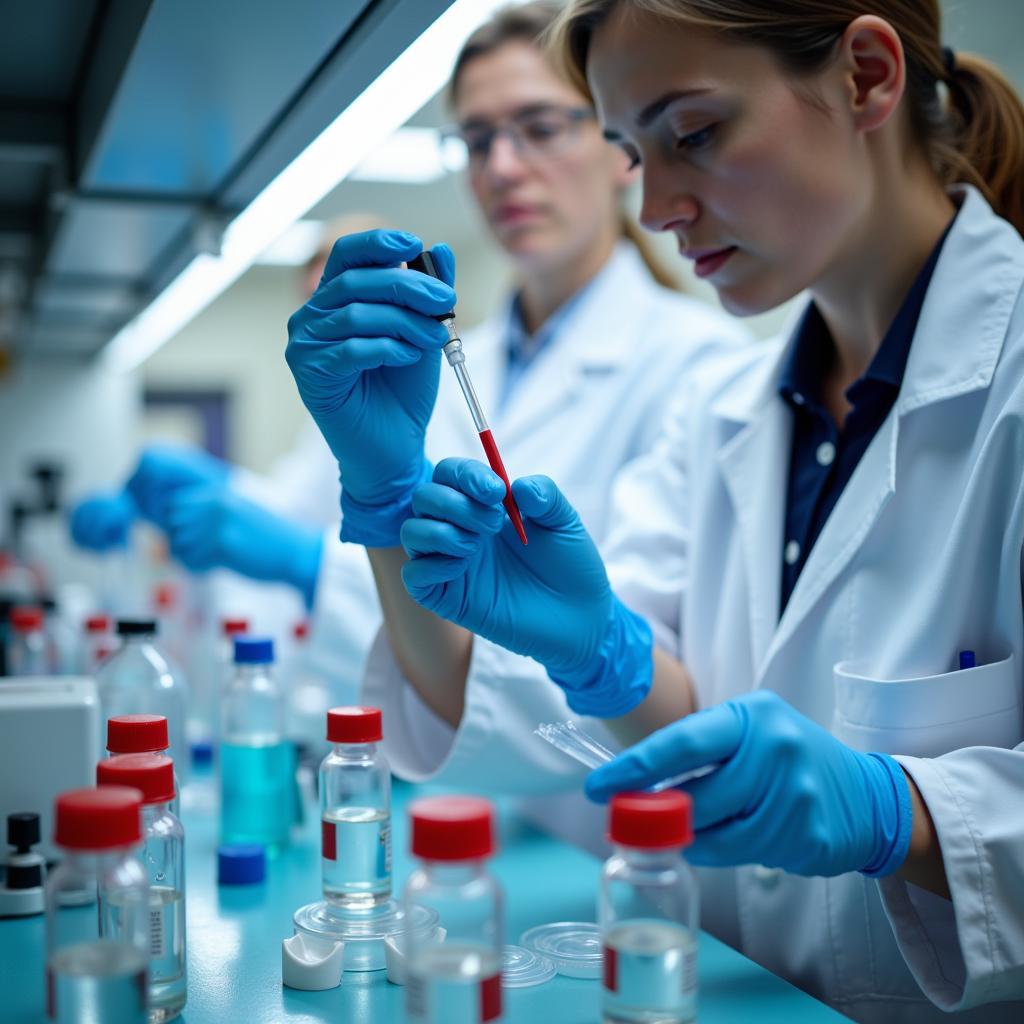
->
xmin=1 ymin=775 xmax=850 ymax=1023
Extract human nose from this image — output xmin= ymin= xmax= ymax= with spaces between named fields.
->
xmin=479 ymin=130 xmax=529 ymax=183
xmin=639 ymin=162 xmax=700 ymax=235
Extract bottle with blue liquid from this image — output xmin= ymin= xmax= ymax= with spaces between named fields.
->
xmin=219 ymin=637 xmax=292 ymax=853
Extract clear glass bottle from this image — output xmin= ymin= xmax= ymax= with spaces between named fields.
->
xmin=96 ymin=620 xmax=189 ymax=782
xmin=106 ymin=714 xmax=180 ymax=820
xmin=405 ymin=796 xmax=503 ymax=1024
xmin=82 ymin=613 xmax=117 ymax=674
xmin=97 ymin=754 xmax=187 ymax=1022
xmin=600 ymin=791 xmax=698 ymax=1024
xmin=42 ymin=596 xmax=80 ymax=675
xmin=320 ymin=706 xmax=391 ymax=909
xmin=45 ymin=786 xmax=149 ymax=1024
xmin=8 ymin=604 xmax=55 ymax=675
xmin=220 ymin=636 xmax=292 ymax=852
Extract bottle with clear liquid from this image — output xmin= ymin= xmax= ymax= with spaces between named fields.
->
xmin=107 ymin=714 xmax=180 ymax=819
xmin=82 ymin=613 xmax=117 ymax=674
xmin=320 ymin=706 xmax=391 ymax=908
xmin=405 ymin=797 xmax=503 ymax=1024
xmin=600 ymin=790 xmax=698 ymax=1024
xmin=45 ymin=786 xmax=149 ymax=1024
xmin=96 ymin=620 xmax=189 ymax=782
xmin=8 ymin=604 xmax=55 ymax=675
xmin=97 ymin=753 xmax=187 ymax=1022
xmin=220 ymin=636 xmax=292 ymax=852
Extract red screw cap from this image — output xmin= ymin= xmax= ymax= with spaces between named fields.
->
xmin=221 ymin=617 xmax=249 ymax=636
xmin=54 ymin=787 xmax=143 ymax=851
xmin=410 ymin=796 xmax=496 ymax=862
xmin=153 ymin=583 xmax=177 ymax=609
xmin=608 ymin=791 xmax=693 ymax=850
xmin=84 ymin=613 xmax=112 ymax=633
xmin=106 ymin=714 xmax=169 ymax=755
xmin=293 ymin=620 xmax=309 ymax=640
xmin=10 ymin=605 xmax=44 ymax=632
xmin=326 ymin=706 xmax=383 ymax=744
xmin=97 ymin=753 xmax=175 ymax=804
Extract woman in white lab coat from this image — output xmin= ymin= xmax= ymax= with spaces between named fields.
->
xmin=286 ymin=1 xmax=1024 ymax=1021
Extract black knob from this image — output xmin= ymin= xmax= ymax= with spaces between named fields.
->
xmin=8 ymin=812 xmax=40 ymax=852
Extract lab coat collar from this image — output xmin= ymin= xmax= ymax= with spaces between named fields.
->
xmin=714 ymin=184 xmax=1024 ymax=677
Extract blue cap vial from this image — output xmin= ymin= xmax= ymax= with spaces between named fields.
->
xmin=233 ymin=636 xmax=274 ymax=665
xmin=218 ymin=843 xmax=266 ymax=885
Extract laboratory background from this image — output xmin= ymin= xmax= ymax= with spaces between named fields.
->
xmin=2 ymin=1 xmax=1024 ymax=1023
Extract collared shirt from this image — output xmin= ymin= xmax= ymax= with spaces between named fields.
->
xmin=778 ymin=214 xmax=957 ymax=613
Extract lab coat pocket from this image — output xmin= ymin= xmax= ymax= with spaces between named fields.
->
xmin=832 ymin=653 xmax=1020 ymax=757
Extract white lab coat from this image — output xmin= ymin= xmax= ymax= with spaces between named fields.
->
xmin=363 ymin=187 xmax=1024 ymax=1021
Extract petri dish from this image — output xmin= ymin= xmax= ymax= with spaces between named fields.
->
xmin=520 ymin=922 xmax=603 ymax=980
xmin=501 ymin=944 xmax=556 ymax=988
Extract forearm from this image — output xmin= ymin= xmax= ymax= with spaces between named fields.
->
xmin=366 ymin=545 xmax=474 ymax=728
xmin=896 ymin=769 xmax=951 ymax=899
xmin=606 ymin=646 xmax=697 ymax=747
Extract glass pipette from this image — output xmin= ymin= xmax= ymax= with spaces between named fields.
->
xmin=408 ymin=251 xmax=528 ymax=545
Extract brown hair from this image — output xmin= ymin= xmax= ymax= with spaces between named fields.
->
xmin=551 ymin=0 xmax=1024 ymax=235
xmin=449 ymin=1 xmax=684 ymax=290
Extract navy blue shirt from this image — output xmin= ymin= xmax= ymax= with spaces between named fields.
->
xmin=778 ymin=215 xmax=956 ymax=613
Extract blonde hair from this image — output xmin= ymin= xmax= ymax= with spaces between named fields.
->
xmin=551 ymin=0 xmax=1024 ymax=235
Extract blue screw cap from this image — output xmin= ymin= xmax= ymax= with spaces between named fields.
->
xmin=233 ymin=636 xmax=274 ymax=665
xmin=218 ymin=843 xmax=266 ymax=885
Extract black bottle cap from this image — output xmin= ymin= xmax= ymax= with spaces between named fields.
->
xmin=8 ymin=812 xmax=40 ymax=851
xmin=116 ymin=619 xmax=158 ymax=636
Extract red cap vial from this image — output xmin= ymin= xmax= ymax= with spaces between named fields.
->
xmin=221 ymin=617 xmax=249 ymax=636
xmin=97 ymin=754 xmax=176 ymax=805
xmin=54 ymin=787 xmax=143 ymax=851
xmin=608 ymin=791 xmax=693 ymax=850
xmin=326 ymin=706 xmax=383 ymax=744
xmin=106 ymin=714 xmax=169 ymax=755
xmin=10 ymin=605 xmax=44 ymax=632
xmin=410 ymin=796 xmax=496 ymax=862
xmin=84 ymin=613 xmax=112 ymax=633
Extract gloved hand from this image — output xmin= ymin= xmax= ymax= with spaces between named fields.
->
xmin=125 ymin=443 xmax=230 ymax=528
xmin=585 ymin=691 xmax=913 ymax=878
xmin=68 ymin=490 xmax=136 ymax=551
xmin=285 ymin=229 xmax=457 ymax=547
xmin=401 ymin=458 xmax=654 ymax=716
xmin=163 ymin=485 xmax=324 ymax=606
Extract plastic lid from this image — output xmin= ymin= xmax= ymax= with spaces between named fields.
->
xmin=116 ymin=618 xmax=157 ymax=636
xmin=153 ymin=583 xmax=177 ymax=609
xmin=8 ymin=812 xmax=40 ymax=851
xmin=54 ymin=787 xmax=142 ymax=851
xmin=218 ymin=843 xmax=266 ymax=884
xmin=234 ymin=635 xmax=274 ymax=664
xmin=326 ymin=706 xmax=382 ymax=744
xmin=221 ymin=617 xmax=249 ymax=636
xmin=608 ymin=790 xmax=693 ymax=849
xmin=106 ymin=714 xmax=169 ymax=754
xmin=520 ymin=922 xmax=602 ymax=979
xmin=293 ymin=621 xmax=309 ymax=640
xmin=10 ymin=605 xmax=43 ymax=632
xmin=410 ymin=796 xmax=495 ymax=862
xmin=502 ymin=945 xmax=556 ymax=988
xmin=97 ymin=753 xmax=176 ymax=804
xmin=84 ymin=613 xmax=112 ymax=633
xmin=190 ymin=740 xmax=213 ymax=766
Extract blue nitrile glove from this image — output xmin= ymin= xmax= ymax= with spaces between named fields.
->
xmin=400 ymin=458 xmax=654 ymax=716
xmin=285 ymin=229 xmax=457 ymax=547
xmin=68 ymin=490 xmax=136 ymax=551
xmin=585 ymin=691 xmax=913 ymax=878
xmin=125 ymin=443 xmax=230 ymax=528
xmin=163 ymin=485 xmax=323 ymax=607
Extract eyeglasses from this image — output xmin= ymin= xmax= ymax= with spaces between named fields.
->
xmin=439 ymin=105 xmax=596 ymax=171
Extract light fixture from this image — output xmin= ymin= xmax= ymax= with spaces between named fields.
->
xmin=349 ymin=126 xmax=466 ymax=184
xmin=101 ymin=0 xmax=507 ymax=374
xmin=255 ymin=219 xmax=325 ymax=267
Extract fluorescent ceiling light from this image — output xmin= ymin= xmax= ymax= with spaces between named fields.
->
xmin=256 ymin=219 xmax=324 ymax=266
xmin=102 ymin=0 xmax=508 ymax=374
xmin=350 ymin=126 xmax=466 ymax=184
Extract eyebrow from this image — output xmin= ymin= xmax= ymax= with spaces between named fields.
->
xmin=602 ymin=87 xmax=714 ymax=141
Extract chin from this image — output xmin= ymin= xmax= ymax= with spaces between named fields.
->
xmin=714 ymin=275 xmax=800 ymax=319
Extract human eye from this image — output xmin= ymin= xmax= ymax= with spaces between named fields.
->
xmin=675 ymin=123 xmax=717 ymax=152
xmin=521 ymin=114 xmax=564 ymax=143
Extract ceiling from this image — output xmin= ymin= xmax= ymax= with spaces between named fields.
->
xmin=0 ymin=0 xmax=453 ymax=358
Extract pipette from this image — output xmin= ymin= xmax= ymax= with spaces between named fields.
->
xmin=408 ymin=251 xmax=528 ymax=545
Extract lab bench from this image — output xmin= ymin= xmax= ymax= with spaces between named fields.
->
xmin=0 ymin=777 xmax=851 ymax=1023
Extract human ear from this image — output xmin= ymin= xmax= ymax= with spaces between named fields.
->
xmin=838 ymin=14 xmax=905 ymax=134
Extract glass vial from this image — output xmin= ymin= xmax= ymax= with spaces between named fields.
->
xmin=219 ymin=636 xmax=292 ymax=852
xmin=97 ymin=754 xmax=187 ymax=1022
xmin=45 ymin=787 xmax=149 ymax=1024
xmin=600 ymin=791 xmax=698 ymax=1024
xmin=405 ymin=796 xmax=503 ymax=1024
xmin=8 ymin=604 xmax=55 ymax=676
xmin=319 ymin=706 xmax=391 ymax=909
xmin=83 ymin=613 xmax=117 ymax=674
xmin=106 ymin=715 xmax=180 ymax=818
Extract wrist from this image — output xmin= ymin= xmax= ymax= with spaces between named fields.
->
xmin=859 ymin=752 xmax=913 ymax=878
xmin=340 ymin=459 xmax=433 ymax=548
xmin=548 ymin=596 xmax=654 ymax=718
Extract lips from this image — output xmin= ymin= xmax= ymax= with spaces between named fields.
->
xmin=684 ymin=245 xmax=738 ymax=279
xmin=494 ymin=203 xmax=542 ymax=226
